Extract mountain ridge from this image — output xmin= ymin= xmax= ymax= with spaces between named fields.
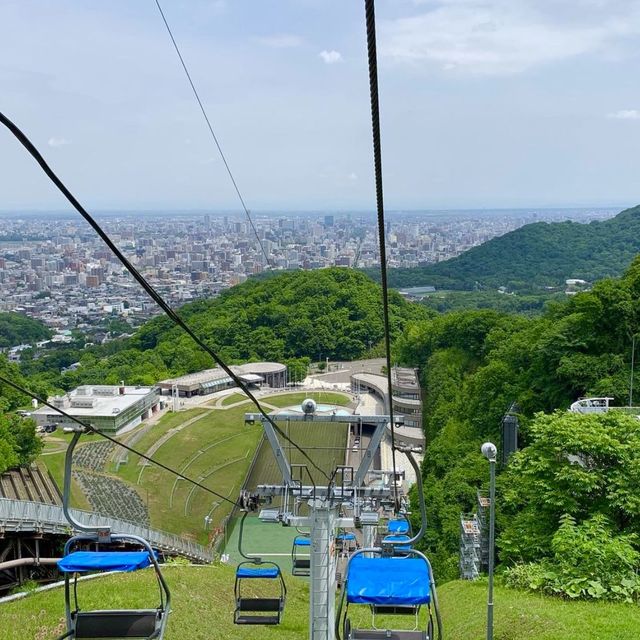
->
xmin=367 ymin=204 xmax=640 ymax=291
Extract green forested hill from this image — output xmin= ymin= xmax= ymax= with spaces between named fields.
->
xmin=397 ymin=255 xmax=640 ymax=593
xmin=61 ymin=268 xmax=428 ymax=387
xmin=368 ymin=204 xmax=640 ymax=291
xmin=0 ymin=312 xmax=52 ymax=348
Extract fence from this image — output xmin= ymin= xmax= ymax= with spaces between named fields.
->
xmin=0 ymin=498 xmax=212 ymax=564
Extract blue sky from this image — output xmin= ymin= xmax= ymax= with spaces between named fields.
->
xmin=2 ymin=0 xmax=640 ymax=211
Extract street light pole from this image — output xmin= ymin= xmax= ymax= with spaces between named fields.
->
xmin=481 ymin=442 xmax=497 ymax=640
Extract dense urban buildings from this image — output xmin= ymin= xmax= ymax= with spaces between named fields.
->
xmin=0 ymin=208 xmax=616 ymax=340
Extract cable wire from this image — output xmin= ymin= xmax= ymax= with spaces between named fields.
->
xmin=364 ymin=0 xmax=399 ymax=510
xmin=153 ymin=0 xmax=273 ymax=270
xmin=0 ymin=110 xmax=329 ymax=483
xmin=0 ymin=373 xmax=237 ymax=507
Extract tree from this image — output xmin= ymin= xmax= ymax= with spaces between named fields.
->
xmin=284 ymin=358 xmax=310 ymax=384
xmin=0 ymin=413 xmax=42 ymax=473
xmin=499 ymin=410 xmax=640 ymax=565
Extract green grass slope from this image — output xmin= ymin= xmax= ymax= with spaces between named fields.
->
xmin=367 ymin=204 xmax=640 ymax=292
xmin=2 ymin=567 xmax=639 ymax=640
xmin=40 ymin=392 xmax=352 ymax=543
xmin=42 ymin=406 xmax=261 ymax=544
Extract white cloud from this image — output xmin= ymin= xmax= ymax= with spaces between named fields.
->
xmin=255 ymin=34 xmax=303 ymax=48
xmin=380 ymin=0 xmax=640 ymax=75
xmin=319 ymin=50 xmax=343 ymax=64
xmin=607 ymin=109 xmax=640 ymax=120
xmin=47 ymin=137 xmax=71 ymax=147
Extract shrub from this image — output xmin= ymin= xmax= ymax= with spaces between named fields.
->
xmin=504 ymin=515 xmax=640 ymax=602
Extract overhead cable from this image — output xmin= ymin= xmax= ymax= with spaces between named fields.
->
xmin=363 ymin=0 xmax=399 ymax=510
xmin=153 ymin=0 xmax=273 ymax=270
xmin=0 ymin=110 xmax=330 ymax=482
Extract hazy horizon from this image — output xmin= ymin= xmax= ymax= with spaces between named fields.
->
xmin=0 ymin=204 xmax=629 ymax=219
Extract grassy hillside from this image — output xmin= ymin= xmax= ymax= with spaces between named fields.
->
xmin=42 ymin=406 xmax=261 ymax=544
xmin=245 ymin=392 xmax=352 ymax=490
xmin=40 ymin=392 xmax=352 ymax=543
xmin=2 ymin=566 xmax=640 ymax=640
xmin=366 ymin=204 xmax=640 ymax=292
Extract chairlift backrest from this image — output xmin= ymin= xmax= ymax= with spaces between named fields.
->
xmin=387 ymin=519 xmax=410 ymax=535
xmin=346 ymin=555 xmax=431 ymax=606
xmin=57 ymin=534 xmax=171 ymax=640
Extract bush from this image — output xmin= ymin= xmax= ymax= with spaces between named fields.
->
xmin=504 ymin=515 xmax=640 ymax=602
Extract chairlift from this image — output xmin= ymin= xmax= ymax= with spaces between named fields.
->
xmin=382 ymin=534 xmax=412 ymax=555
xmin=56 ymin=536 xmax=171 ymax=640
xmin=387 ymin=518 xmax=411 ymax=536
xmin=234 ymin=507 xmax=287 ymax=625
xmin=291 ymin=535 xmax=311 ymax=576
xmin=234 ymin=561 xmax=287 ymax=625
xmin=56 ymin=429 xmax=170 ymax=639
xmin=337 ymin=552 xmax=436 ymax=640
xmin=336 ymin=532 xmax=358 ymax=555
xmin=336 ymin=448 xmax=443 ymax=640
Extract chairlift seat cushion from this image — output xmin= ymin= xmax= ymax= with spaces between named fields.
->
xmin=347 ymin=557 xmax=430 ymax=606
xmin=73 ymin=609 xmax=159 ymax=637
xmin=236 ymin=566 xmax=280 ymax=579
xmin=294 ymin=536 xmax=311 ymax=546
xmin=58 ymin=551 xmax=152 ymax=573
xmin=387 ymin=520 xmax=410 ymax=534
xmin=337 ymin=533 xmax=357 ymax=541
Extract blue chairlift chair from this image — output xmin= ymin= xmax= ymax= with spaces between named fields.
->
xmin=234 ymin=561 xmax=287 ymax=625
xmin=336 ymin=448 xmax=442 ymax=640
xmin=337 ymin=551 xmax=436 ymax=640
xmin=55 ymin=429 xmax=171 ymax=640
xmin=382 ymin=534 xmax=412 ymax=555
xmin=55 ymin=534 xmax=171 ymax=640
xmin=291 ymin=535 xmax=311 ymax=576
xmin=234 ymin=509 xmax=287 ymax=625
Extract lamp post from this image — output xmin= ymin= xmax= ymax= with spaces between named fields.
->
xmin=481 ymin=442 xmax=497 ymax=640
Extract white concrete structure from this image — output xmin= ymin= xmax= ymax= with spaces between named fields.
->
xmin=33 ymin=385 xmax=160 ymax=434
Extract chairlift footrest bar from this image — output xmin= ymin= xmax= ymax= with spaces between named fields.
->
xmin=349 ymin=631 xmax=427 ymax=640
xmin=235 ymin=614 xmax=281 ymax=625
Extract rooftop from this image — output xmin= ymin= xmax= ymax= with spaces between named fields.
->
xmin=34 ymin=385 xmax=156 ymax=418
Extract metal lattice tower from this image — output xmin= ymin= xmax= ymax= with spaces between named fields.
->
xmin=459 ymin=513 xmax=482 ymax=580
xmin=476 ymin=489 xmax=490 ymax=572
xmin=246 ymin=409 xmax=404 ymax=640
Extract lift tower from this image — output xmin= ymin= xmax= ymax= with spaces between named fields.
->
xmin=245 ymin=402 xmax=401 ymax=640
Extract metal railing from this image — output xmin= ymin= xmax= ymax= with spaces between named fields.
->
xmin=0 ymin=498 xmax=212 ymax=564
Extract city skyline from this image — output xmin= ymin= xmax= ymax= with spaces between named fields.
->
xmin=0 ymin=207 xmax=618 ymax=346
